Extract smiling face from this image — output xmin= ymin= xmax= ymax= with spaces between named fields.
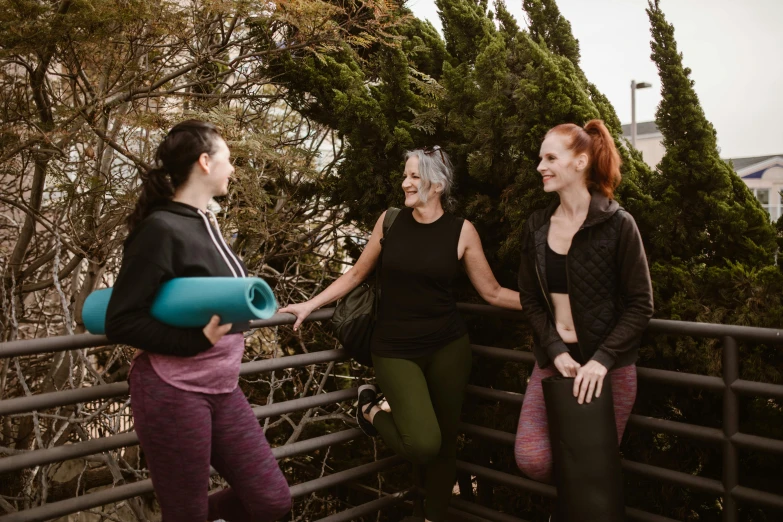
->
xmin=401 ymin=155 xmax=441 ymax=208
xmin=198 ymin=137 xmax=234 ymax=197
xmin=537 ymin=133 xmax=588 ymax=194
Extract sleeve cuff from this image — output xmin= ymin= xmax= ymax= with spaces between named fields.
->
xmin=591 ymin=348 xmax=616 ymax=370
xmin=188 ymin=329 xmax=214 ymax=356
xmin=546 ymin=340 xmax=570 ymax=361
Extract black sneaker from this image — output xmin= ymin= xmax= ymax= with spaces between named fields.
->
xmin=357 ymin=384 xmax=382 ymax=436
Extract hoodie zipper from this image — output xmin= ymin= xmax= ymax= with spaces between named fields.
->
xmin=537 ymin=225 xmax=586 ymax=364
xmin=564 ymin=248 xmax=585 ymax=364
xmin=534 ymin=261 xmax=555 ymax=319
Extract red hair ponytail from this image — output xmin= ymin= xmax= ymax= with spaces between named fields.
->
xmin=547 ymin=119 xmax=622 ymax=199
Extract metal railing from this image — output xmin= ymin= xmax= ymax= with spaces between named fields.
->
xmin=1 ymin=304 xmax=782 ymax=521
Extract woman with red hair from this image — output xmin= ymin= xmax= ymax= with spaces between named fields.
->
xmin=514 ymin=120 xmax=654 ymax=499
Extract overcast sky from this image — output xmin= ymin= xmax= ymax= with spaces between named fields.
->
xmin=406 ymin=0 xmax=783 ymax=159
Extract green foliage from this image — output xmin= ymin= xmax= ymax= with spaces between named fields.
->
xmin=645 ymin=0 xmax=777 ymax=268
xmin=523 ymin=0 xmax=580 ymax=65
xmin=265 ymin=0 xmax=782 ymax=519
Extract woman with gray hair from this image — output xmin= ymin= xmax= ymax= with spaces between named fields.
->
xmin=280 ymin=146 xmax=521 ymax=521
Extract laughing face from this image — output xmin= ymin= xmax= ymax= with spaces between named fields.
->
xmin=401 ymin=155 xmax=441 ymax=208
xmin=537 ymin=133 xmax=588 ymax=194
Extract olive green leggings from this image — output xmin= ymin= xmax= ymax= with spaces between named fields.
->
xmin=371 ymin=335 xmax=472 ymax=521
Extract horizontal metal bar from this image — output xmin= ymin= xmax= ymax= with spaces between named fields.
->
xmin=636 ymin=367 xmax=725 ymax=391
xmin=732 ymin=485 xmax=783 ymax=510
xmin=456 ymin=459 xmax=556 ymax=498
xmin=0 ymin=309 xmax=338 ymax=359
xmin=458 ymin=303 xmax=783 ymax=343
xmin=625 ymin=507 xmax=684 ymax=522
xmin=459 ymin=423 xmax=730 ymax=508
xmin=627 ymin=414 xmax=725 ymax=444
xmin=465 ymin=385 xmax=525 ymax=404
xmin=446 ymin=508 xmax=488 ymax=522
xmin=251 ymin=388 xmax=356 ymax=419
xmin=240 ymin=349 xmax=348 ymax=376
xmin=647 ymin=319 xmax=783 ymax=344
xmin=456 ymin=460 xmax=681 ymax=522
xmin=1 ymin=349 xmax=347 ymax=416
xmin=449 ymin=497 xmax=529 ymax=522
xmin=0 ymin=333 xmax=109 ymax=359
xmin=460 ymin=422 xmax=515 ymax=445
xmin=621 ymin=459 xmax=724 ymax=495
xmin=269 ymin=428 xmax=363 ymax=461
xmin=470 ymin=344 xmax=535 ymax=364
xmin=732 ymin=379 xmax=783 ymax=400
xmin=0 ymin=390 xmax=359 ymax=474
xmin=731 ymin=432 xmax=783 ymax=455
xmin=0 ymin=429 xmax=373 ymax=522
xmin=0 ymin=382 xmax=129 ymax=417
xmin=5 ymin=303 xmax=783 ymax=360
xmin=0 ymin=432 xmax=139 ymax=474
xmin=314 ymin=488 xmax=414 ymax=522
xmin=457 ymin=303 xmax=524 ymax=320
xmin=289 ymin=455 xmax=403 ymax=498
xmin=0 ymin=475 xmax=153 ymax=522
xmin=247 ymin=307 xmax=335 ymax=329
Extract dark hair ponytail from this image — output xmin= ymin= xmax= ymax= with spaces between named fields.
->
xmin=128 ymin=120 xmax=222 ymax=232
xmin=547 ymin=119 xmax=622 ymax=199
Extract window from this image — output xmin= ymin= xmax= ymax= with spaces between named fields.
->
xmin=753 ymin=188 xmax=781 ymax=221
xmin=754 ymin=188 xmax=769 ymax=206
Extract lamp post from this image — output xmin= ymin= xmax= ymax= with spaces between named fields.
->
xmin=631 ymin=80 xmax=652 ymax=148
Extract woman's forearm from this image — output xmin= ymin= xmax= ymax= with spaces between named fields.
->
xmin=492 ymin=287 xmax=523 ymax=310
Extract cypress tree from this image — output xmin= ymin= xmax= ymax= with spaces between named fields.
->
xmin=645 ymin=0 xmax=776 ymax=266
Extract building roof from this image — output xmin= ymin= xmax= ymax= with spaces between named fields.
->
xmin=621 ymin=121 xmax=660 ymax=137
xmin=725 ymin=155 xmax=782 ymax=171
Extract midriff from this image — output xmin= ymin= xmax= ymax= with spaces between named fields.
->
xmin=551 ymin=292 xmax=578 ymax=343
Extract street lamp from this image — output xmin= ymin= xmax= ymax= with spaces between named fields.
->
xmin=631 ymin=80 xmax=652 ymax=148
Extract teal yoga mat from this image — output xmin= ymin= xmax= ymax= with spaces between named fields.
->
xmin=82 ymin=277 xmax=277 ymax=335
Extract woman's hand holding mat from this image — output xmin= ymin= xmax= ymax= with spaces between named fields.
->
xmin=203 ymin=315 xmax=233 ymax=344
xmin=573 ymin=360 xmax=608 ymax=404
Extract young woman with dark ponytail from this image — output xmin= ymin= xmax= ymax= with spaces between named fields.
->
xmin=514 ymin=120 xmax=654 ymax=498
xmin=105 ymin=120 xmax=291 ymax=521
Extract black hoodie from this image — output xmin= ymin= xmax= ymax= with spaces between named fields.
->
xmin=105 ymin=200 xmax=247 ymax=356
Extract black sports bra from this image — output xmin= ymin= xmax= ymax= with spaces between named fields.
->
xmin=546 ymin=243 xmax=568 ymax=294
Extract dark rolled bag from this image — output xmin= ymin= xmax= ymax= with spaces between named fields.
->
xmin=331 ymin=207 xmax=400 ymax=367
xmin=542 ymin=375 xmax=625 ymax=522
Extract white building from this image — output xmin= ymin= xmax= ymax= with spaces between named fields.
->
xmin=621 ymin=122 xmax=783 ymax=222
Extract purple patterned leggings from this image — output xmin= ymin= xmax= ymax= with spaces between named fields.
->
xmin=514 ymin=363 xmax=637 ymax=483
xmin=129 ymin=354 xmax=291 ymax=521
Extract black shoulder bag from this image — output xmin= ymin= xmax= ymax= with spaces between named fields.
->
xmin=331 ymin=208 xmax=401 ymax=366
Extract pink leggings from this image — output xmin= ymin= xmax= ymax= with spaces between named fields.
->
xmin=514 ymin=363 xmax=637 ymax=483
xmin=130 ymin=353 xmax=291 ymax=521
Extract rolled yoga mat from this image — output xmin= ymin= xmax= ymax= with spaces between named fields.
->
xmin=542 ymin=375 xmax=625 ymax=522
xmin=82 ymin=277 xmax=277 ymax=335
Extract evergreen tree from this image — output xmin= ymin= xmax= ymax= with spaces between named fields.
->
xmin=523 ymin=0 xmax=580 ymax=64
xmin=645 ymin=0 xmax=776 ymax=267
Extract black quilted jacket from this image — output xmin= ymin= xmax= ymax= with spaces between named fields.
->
xmin=517 ymin=193 xmax=654 ymax=370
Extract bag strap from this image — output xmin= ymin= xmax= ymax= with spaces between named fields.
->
xmin=373 ymin=207 xmax=401 ymax=319
xmin=381 ymin=207 xmax=401 ymax=244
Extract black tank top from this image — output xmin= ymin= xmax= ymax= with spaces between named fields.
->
xmin=371 ymin=208 xmax=467 ymax=358
xmin=546 ymin=243 xmax=568 ymax=294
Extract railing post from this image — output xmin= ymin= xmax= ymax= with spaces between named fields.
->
xmin=722 ymin=336 xmax=739 ymax=522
